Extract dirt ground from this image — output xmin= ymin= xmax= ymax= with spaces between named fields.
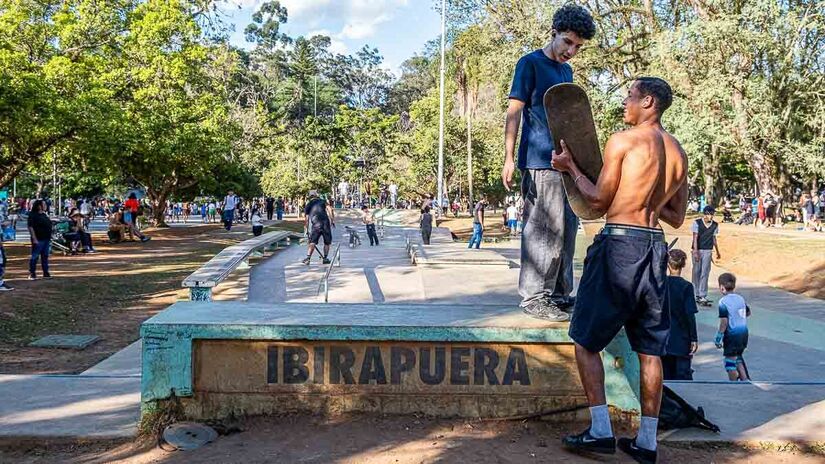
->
xmin=439 ymin=212 xmax=825 ymax=300
xmin=1 ymin=415 xmax=822 ymax=464
xmin=0 ymin=220 xmax=303 ymax=374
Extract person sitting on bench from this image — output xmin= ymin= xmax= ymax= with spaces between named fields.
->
xmin=65 ymin=208 xmax=96 ymax=253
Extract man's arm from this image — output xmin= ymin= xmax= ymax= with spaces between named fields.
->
xmin=551 ymin=136 xmax=626 ymax=216
xmin=660 ymin=180 xmax=688 ymax=228
xmin=502 ymin=99 xmax=524 ymax=191
xmin=692 ymin=231 xmax=700 ymax=262
xmin=713 ymin=234 xmax=721 ymax=259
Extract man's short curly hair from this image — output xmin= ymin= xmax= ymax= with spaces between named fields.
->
xmin=552 ymin=4 xmax=596 ymax=40
xmin=635 ymin=77 xmax=673 ymax=114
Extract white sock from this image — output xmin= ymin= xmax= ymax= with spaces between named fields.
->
xmin=589 ymin=405 xmax=613 ymax=438
xmin=636 ymin=416 xmax=659 ymax=451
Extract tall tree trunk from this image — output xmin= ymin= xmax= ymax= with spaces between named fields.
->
xmin=147 ymin=187 xmax=170 ymax=228
xmin=702 ymin=144 xmax=724 ymax=207
xmin=466 ymin=111 xmax=473 ymax=207
xmin=731 ymin=87 xmax=779 ymax=194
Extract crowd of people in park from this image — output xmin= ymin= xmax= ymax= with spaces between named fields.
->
xmin=687 ymin=188 xmax=825 ymax=233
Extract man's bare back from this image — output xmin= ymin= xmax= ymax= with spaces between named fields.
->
xmin=601 ymin=126 xmax=687 ymax=228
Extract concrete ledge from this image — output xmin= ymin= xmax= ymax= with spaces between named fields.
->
xmin=140 ymin=302 xmax=641 ymax=419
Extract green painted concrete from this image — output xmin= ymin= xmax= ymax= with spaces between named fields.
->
xmin=140 ymin=302 xmax=641 ymax=414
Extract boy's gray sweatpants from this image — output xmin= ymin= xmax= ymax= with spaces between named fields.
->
xmin=692 ymin=249 xmax=713 ymax=298
xmin=518 ymin=169 xmax=578 ymax=305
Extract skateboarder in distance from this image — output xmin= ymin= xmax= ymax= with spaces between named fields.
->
xmin=552 ymin=77 xmax=688 ymax=464
xmin=302 ymin=191 xmax=335 ymax=265
xmin=501 ymin=4 xmax=596 ymax=322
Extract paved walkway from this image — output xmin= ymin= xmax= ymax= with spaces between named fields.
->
xmin=2 ymin=210 xmax=824 ymax=443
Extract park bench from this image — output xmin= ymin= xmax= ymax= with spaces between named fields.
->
xmin=182 ymin=230 xmax=302 ymax=301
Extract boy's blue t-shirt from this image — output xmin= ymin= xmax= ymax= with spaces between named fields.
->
xmin=719 ymin=293 xmax=749 ymax=335
xmin=508 ymin=50 xmax=574 ymax=170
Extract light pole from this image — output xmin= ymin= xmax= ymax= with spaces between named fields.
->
xmin=436 ymin=0 xmax=446 ymax=216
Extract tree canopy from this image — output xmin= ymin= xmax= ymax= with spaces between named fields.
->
xmin=2 ymin=0 xmax=822 ymax=216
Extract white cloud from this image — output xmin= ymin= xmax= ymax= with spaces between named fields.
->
xmin=281 ymin=0 xmax=408 ymax=40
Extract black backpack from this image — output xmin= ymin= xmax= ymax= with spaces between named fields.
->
xmin=659 ymin=385 xmax=720 ymax=432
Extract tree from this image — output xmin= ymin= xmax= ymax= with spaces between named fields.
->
xmin=0 ymin=0 xmax=129 ymax=188
xmin=113 ymin=0 xmax=239 ymax=226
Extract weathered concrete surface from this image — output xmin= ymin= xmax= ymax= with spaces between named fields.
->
xmin=662 ymin=382 xmax=825 ymax=443
xmin=80 ymin=340 xmax=142 ymax=377
xmin=186 ymin=340 xmax=586 ymax=420
xmin=140 ymin=302 xmax=641 ymax=417
xmin=0 ymin=375 xmax=139 ymax=439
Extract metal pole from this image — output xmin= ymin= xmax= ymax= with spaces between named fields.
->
xmin=437 ymin=0 xmax=446 ymax=217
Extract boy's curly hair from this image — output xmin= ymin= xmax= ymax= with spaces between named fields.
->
xmin=553 ymin=4 xmax=596 ymax=40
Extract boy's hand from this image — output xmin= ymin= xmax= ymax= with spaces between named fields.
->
xmin=714 ymin=332 xmax=723 ymax=349
xmin=690 ymin=342 xmax=699 ymax=354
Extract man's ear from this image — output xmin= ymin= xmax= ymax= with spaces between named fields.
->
xmin=642 ymin=94 xmax=655 ymax=110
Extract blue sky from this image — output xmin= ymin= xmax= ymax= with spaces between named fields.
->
xmin=219 ymin=0 xmax=442 ymax=76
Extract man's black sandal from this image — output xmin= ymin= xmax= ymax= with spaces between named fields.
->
xmin=562 ymin=428 xmax=616 ymax=454
xmin=618 ymin=437 xmax=657 ymax=464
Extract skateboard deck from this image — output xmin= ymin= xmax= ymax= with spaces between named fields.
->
xmin=543 ymin=83 xmax=604 ymax=220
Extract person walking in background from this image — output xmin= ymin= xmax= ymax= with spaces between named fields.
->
xmin=506 ymin=202 xmax=519 ymax=236
xmin=124 ymin=193 xmax=150 ymax=243
xmin=692 ymin=206 xmax=720 ymax=307
xmin=715 ymin=273 xmax=751 ymax=381
xmin=467 ymin=195 xmax=487 ymax=249
xmin=662 ymin=249 xmax=699 ymax=380
xmin=361 ymin=206 xmax=379 ymax=246
xmin=420 ymin=206 xmax=433 ymax=245
xmin=0 ymin=203 xmax=12 ymax=291
xmin=27 ymin=200 xmax=53 ymax=280
xmin=221 ymin=190 xmax=238 ymax=231
xmin=388 ymin=183 xmax=398 ymax=208
xmin=265 ymin=196 xmax=275 ymax=221
xmin=251 ymin=207 xmax=263 ymax=236
xmin=276 ymin=196 xmax=285 ymax=220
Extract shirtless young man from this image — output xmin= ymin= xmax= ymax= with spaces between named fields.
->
xmin=551 ymin=77 xmax=688 ymax=464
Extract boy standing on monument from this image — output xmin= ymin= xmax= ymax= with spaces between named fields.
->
xmin=552 ymin=78 xmax=688 ymax=464
xmin=502 ymin=4 xmax=596 ymax=322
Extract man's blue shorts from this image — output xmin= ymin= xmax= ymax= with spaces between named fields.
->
xmin=569 ymin=224 xmax=670 ymax=356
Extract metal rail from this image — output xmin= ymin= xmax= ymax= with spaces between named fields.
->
xmin=317 ymin=242 xmax=342 ymax=302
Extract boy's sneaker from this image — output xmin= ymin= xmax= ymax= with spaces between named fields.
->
xmin=521 ymin=299 xmax=569 ymax=322
xmin=322 ymin=257 xmax=331 ymax=265
xmin=562 ymin=428 xmax=616 ymax=455
xmin=696 ymin=297 xmax=712 ymax=307
xmin=618 ymin=437 xmax=657 ymax=464
xmin=301 ymin=256 xmax=311 ymax=265
xmin=0 ymin=283 xmax=13 ymax=292
xmin=28 ymin=274 xmax=37 ymax=281
xmin=140 ymin=236 xmax=151 ymax=243
xmin=43 ymin=273 xmax=53 ymax=279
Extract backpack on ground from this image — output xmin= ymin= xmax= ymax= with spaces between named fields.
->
xmin=658 ymin=385 xmax=720 ymax=433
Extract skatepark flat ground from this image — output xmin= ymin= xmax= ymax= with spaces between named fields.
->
xmin=1 ymin=209 xmax=824 ymax=455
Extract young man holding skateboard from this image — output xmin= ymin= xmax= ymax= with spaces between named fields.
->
xmin=502 ymin=4 xmax=596 ymax=322
xmin=553 ymin=78 xmax=688 ymax=464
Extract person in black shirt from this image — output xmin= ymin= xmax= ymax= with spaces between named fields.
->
xmin=420 ymin=206 xmax=433 ymax=245
xmin=265 ymin=197 xmax=275 ymax=221
xmin=27 ymin=200 xmax=53 ymax=280
xmin=276 ymin=196 xmax=285 ymax=220
xmin=302 ymin=191 xmax=335 ymax=265
xmin=662 ymin=249 xmax=699 ymax=380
